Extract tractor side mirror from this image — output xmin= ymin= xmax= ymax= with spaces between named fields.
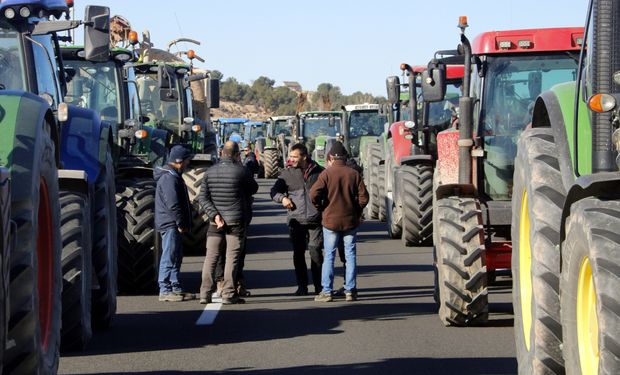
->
xmin=386 ymin=76 xmax=401 ymax=104
xmin=84 ymin=5 xmax=110 ymax=63
xmin=207 ymin=78 xmax=220 ymax=108
xmin=421 ymin=60 xmax=446 ymax=102
xmin=158 ymin=65 xmax=178 ymax=102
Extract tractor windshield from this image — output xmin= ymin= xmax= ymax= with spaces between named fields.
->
xmin=224 ymin=123 xmax=244 ymax=137
xmin=302 ymin=116 xmax=340 ymax=155
xmin=427 ymin=83 xmax=461 ymax=129
xmin=0 ymin=30 xmax=26 ymax=91
xmin=64 ymin=60 xmax=120 ymax=123
xmin=348 ymin=110 xmax=386 ymax=157
xmin=481 ymin=52 xmax=579 ymax=200
xmin=273 ymin=120 xmax=292 ymax=137
xmin=246 ymin=125 xmax=265 ymax=143
xmin=136 ymin=72 xmax=181 ymax=131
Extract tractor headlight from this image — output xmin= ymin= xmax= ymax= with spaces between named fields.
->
xmin=4 ymin=8 xmax=16 ymax=19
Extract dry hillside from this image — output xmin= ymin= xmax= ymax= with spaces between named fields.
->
xmin=210 ymin=100 xmax=273 ymax=121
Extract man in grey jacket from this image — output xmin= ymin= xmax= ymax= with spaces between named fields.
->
xmin=270 ymin=143 xmax=324 ymax=295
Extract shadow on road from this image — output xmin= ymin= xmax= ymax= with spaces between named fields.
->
xmin=86 ymin=356 xmax=517 ymax=375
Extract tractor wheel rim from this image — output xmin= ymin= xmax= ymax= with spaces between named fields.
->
xmin=518 ymin=190 xmax=533 ymax=351
xmin=577 ymin=256 xmax=599 ymax=375
xmin=37 ymin=177 xmax=53 ymax=351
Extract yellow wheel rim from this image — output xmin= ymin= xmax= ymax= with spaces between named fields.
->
xmin=519 ymin=190 xmax=533 ymax=351
xmin=577 ymin=256 xmax=599 ymax=375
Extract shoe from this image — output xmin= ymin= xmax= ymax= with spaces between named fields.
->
xmin=294 ymin=287 xmax=309 ymax=296
xmin=213 ymin=280 xmax=224 ymax=298
xmin=314 ymin=291 xmax=333 ymax=302
xmin=159 ymin=292 xmax=183 ymax=302
xmin=345 ymin=290 xmax=358 ymax=302
xmin=173 ymin=291 xmax=196 ymax=301
xmin=333 ymin=287 xmax=346 ymax=297
xmin=237 ymin=285 xmax=251 ymax=297
xmin=199 ymin=294 xmax=212 ymax=304
xmin=222 ymin=295 xmax=246 ymax=305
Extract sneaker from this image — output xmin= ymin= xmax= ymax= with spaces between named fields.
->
xmin=222 ymin=295 xmax=246 ymax=305
xmin=159 ymin=292 xmax=183 ymax=302
xmin=333 ymin=287 xmax=346 ymax=297
xmin=199 ymin=294 xmax=212 ymax=304
xmin=345 ymin=290 xmax=358 ymax=302
xmin=173 ymin=291 xmax=196 ymax=301
xmin=294 ymin=287 xmax=308 ymax=296
xmin=314 ymin=291 xmax=333 ymax=302
xmin=237 ymin=285 xmax=251 ymax=297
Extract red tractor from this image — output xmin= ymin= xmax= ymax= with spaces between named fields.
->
xmin=425 ymin=18 xmax=583 ymax=326
xmin=383 ymin=63 xmax=463 ymax=247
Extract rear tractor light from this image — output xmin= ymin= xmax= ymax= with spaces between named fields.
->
xmin=135 ymin=130 xmax=148 ymax=139
xmin=192 ymin=124 xmax=202 ymax=132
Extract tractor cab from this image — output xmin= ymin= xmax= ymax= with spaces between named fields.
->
xmin=297 ymin=111 xmax=343 ymax=166
xmin=342 ymin=103 xmax=386 ymax=160
xmin=245 ymin=121 xmax=266 ymax=145
xmin=214 ymin=117 xmax=249 ymax=148
xmin=267 ymin=116 xmax=294 ymax=139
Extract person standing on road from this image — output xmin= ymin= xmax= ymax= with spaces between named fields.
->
xmin=242 ymin=145 xmax=260 ymax=176
xmin=310 ymin=141 xmax=368 ymax=302
xmin=154 ymin=145 xmax=195 ymax=302
xmin=198 ymin=141 xmax=258 ymax=304
xmin=270 ymin=143 xmax=324 ymax=296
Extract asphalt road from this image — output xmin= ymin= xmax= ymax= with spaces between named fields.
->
xmin=59 ymin=180 xmax=517 ymax=375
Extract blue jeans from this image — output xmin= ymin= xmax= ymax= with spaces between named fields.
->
xmin=321 ymin=227 xmax=357 ymax=293
xmin=159 ymin=228 xmax=183 ymax=293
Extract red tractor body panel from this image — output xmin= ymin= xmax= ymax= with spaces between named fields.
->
xmin=471 ymin=27 xmax=584 ymax=55
xmin=446 ymin=65 xmax=465 ymax=79
xmin=486 ymin=242 xmax=512 ymax=271
xmin=389 ymin=121 xmax=412 ymax=165
xmin=436 ymin=129 xmax=460 ymax=184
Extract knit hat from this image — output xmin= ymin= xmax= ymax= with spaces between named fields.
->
xmin=328 ymin=141 xmax=348 ymax=158
xmin=168 ymin=145 xmax=193 ymax=163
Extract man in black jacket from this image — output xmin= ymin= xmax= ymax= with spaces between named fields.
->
xmin=198 ymin=141 xmax=258 ymax=304
xmin=154 ymin=145 xmax=194 ymax=302
xmin=270 ymin=143 xmax=324 ymax=296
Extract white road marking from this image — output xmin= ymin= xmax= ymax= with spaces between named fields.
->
xmin=195 ymin=297 xmax=223 ymax=325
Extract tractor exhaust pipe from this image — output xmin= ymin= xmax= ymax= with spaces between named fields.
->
xmin=458 ymin=17 xmax=473 ymax=185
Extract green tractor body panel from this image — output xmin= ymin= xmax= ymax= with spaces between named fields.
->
xmin=0 ymin=95 xmax=23 ymax=167
xmin=545 ymin=82 xmax=593 ymax=176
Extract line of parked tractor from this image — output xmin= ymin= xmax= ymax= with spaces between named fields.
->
xmin=0 ymin=0 xmax=618 ymax=374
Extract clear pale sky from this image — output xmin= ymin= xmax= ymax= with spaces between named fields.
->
xmin=73 ymin=0 xmax=589 ymax=96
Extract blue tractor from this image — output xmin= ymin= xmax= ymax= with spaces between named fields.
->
xmin=0 ymin=0 xmax=114 ymax=370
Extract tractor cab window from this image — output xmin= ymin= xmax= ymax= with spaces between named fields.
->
xmin=301 ymin=116 xmax=340 ymax=155
xmin=224 ymin=123 xmax=243 ymax=137
xmin=31 ymin=34 xmax=61 ymax=107
xmin=481 ymin=53 xmax=579 ymax=200
xmin=126 ymin=67 xmax=142 ymax=122
xmin=426 ymin=83 xmax=461 ymax=130
xmin=64 ymin=60 xmax=120 ymax=123
xmin=349 ymin=111 xmax=385 ymax=138
xmin=273 ymin=120 xmax=291 ymax=136
xmin=136 ymin=72 xmax=181 ymax=131
xmin=182 ymin=78 xmax=193 ymax=118
xmin=0 ymin=30 xmax=26 ymax=91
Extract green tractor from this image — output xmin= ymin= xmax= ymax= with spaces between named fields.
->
xmin=512 ymin=1 xmax=620 ymax=373
xmin=134 ymin=60 xmax=219 ymax=255
xmin=0 ymin=1 xmax=113 ymax=370
xmin=256 ymin=116 xmax=294 ymax=178
xmin=295 ymin=111 xmax=344 ymax=167
xmin=61 ymin=46 xmax=170 ymax=294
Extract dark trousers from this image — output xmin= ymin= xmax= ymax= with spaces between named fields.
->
xmin=289 ymin=221 xmax=323 ymax=292
xmin=200 ymin=224 xmax=245 ymax=299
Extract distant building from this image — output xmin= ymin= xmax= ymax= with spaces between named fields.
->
xmin=282 ymin=81 xmax=302 ymax=92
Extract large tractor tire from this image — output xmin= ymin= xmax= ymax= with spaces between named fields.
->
xmin=434 ymin=196 xmax=488 ymax=326
xmin=182 ymin=165 xmax=209 ymax=254
xmin=91 ymin=153 xmax=117 ymax=329
xmin=560 ymin=198 xmax=620 ymax=375
xmin=59 ymin=192 xmax=92 ymax=352
xmin=263 ymin=149 xmax=280 ymax=179
xmin=511 ymin=128 xmax=565 ymax=374
xmin=367 ymin=143 xmax=382 ymax=219
xmin=5 ymin=126 xmax=62 ymax=374
xmin=116 ymin=177 xmax=159 ymax=293
xmin=400 ymin=164 xmax=433 ymax=247
xmin=377 ymin=164 xmax=386 ymax=222
xmin=385 ymin=141 xmax=401 ymax=238
xmin=0 ymin=168 xmax=11 ymax=374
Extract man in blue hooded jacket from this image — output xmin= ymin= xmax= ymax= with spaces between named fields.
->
xmin=154 ymin=145 xmax=194 ymax=302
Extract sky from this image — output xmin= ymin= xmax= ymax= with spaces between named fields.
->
xmin=72 ymin=0 xmax=589 ymax=97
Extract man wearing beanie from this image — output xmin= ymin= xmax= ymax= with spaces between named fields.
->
xmin=154 ymin=145 xmax=194 ymax=302
xmin=310 ymin=141 xmax=368 ymax=302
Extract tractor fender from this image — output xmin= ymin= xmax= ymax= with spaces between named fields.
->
xmin=435 ymin=183 xmax=477 ymax=201
xmin=58 ymin=169 xmax=91 ymax=196
xmin=559 ymin=172 xmax=620 ymax=248
xmin=388 ymin=121 xmax=412 ymax=165
xmin=531 ymin=90 xmax=576 ymax=191
xmin=436 ymin=128 xmax=460 ymax=185
xmin=401 ymin=154 xmax=434 ymax=166
xmin=0 ymin=91 xmax=54 ymax=169
xmin=61 ymin=105 xmax=108 ymax=184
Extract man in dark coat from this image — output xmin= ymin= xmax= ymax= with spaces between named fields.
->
xmin=310 ymin=141 xmax=369 ymax=302
xmin=198 ymin=141 xmax=258 ymax=304
xmin=271 ymin=143 xmax=324 ymax=295
xmin=242 ymin=145 xmax=260 ymax=175
xmin=154 ymin=145 xmax=194 ymax=302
